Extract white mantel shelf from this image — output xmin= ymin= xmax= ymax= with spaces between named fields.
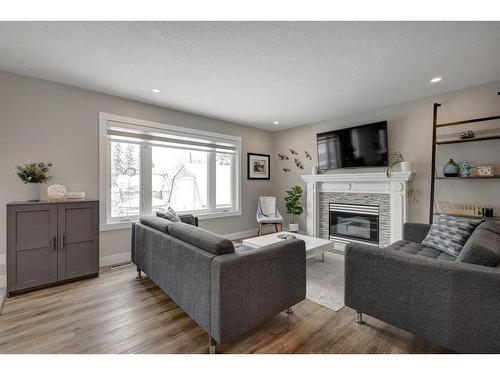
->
xmin=301 ymin=171 xmax=414 ymax=245
xmin=301 ymin=171 xmax=413 ymax=183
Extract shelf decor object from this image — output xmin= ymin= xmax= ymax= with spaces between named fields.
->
xmin=459 ymin=130 xmax=475 ymax=139
xmin=477 ymin=165 xmax=494 ymax=177
xmin=443 ymin=159 xmax=460 ymax=177
xmin=462 ymin=162 xmax=473 ymax=177
xmin=438 ymin=201 xmax=485 ymax=218
xmin=47 ymin=184 xmax=67 ymax=200
xmin=429 ymin=99 xmax=500 ymax=223
xmin=15 ymin=161 xmax=53 ymax=202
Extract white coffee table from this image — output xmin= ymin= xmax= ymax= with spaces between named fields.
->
xmin=242 ymin=231 xmax=335 ymax=261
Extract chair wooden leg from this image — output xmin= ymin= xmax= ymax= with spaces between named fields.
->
xmin=258 ymin=224 xmax=263 ymax=236
xmin=274 ymin=223 xmax=278 ymax=232
xmin=257 ymin=226 xmax=260 ymax=236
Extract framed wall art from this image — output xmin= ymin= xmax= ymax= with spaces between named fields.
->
xmin=247 ymin=153 xmax=270 ymax=180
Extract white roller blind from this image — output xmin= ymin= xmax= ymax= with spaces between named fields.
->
xmin=106 ymin=120 xmax=237 ymax=153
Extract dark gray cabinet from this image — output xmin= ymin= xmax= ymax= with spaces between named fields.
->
xmin=7 ymin=200 xmax=99 ymax=296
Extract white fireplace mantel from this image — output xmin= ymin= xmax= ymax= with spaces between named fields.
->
xmin=301 ymin=171 xmax=414 ymax=244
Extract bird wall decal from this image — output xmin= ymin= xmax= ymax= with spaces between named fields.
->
xmin=278 ymin=153 xmax=289 ymax=160
xmin=294 ymin=158 xmax=304 ymax=170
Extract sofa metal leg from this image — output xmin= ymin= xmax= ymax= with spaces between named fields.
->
xmin=285 ymin=307 xmax=294 ymax=315
xmin=209 ymin=337 xmax=217 ymax=354
xmin=356 ymin=311 xmax=365 ymax=324
xmin=136 ymin=267 xmax=143 ymax=279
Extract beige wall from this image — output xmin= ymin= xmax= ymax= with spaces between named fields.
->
xmin=0 ymin=71 xmax=276 ymax=272
xmin=1 ymin=70 xmax=499 ymax=294
xmin=273 ymin=80 xmax=500 ymax=230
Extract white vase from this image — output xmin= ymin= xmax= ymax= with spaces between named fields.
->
xmin=27 ymin=183 xmax=41 ymax=202
xmin=289 ymin=223 xmax=299 ymax=233
xmin=400 ymin=161 xmax=411 ymax=172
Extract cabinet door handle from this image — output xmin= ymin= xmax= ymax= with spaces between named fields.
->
xmin=60 ymin=235 xmax=65 ymax=250
xmin=52 ymin=236 xmax=57 ymax=251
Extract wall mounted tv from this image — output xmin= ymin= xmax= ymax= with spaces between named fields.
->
xmin=317 ymin=121 xmax=388 ymax=172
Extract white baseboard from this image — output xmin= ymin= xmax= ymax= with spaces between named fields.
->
xmin=0 ymin=255 xmax=5 ymax=289
xmin=223 ymin=229 xmax=256 ymax=241
xmin=100 ymin=252 xmax=131 ymax=267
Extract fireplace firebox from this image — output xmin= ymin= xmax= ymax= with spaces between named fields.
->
xmin=329 ymin=203 xmax=379 ymax=245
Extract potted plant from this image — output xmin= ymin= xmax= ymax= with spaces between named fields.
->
xmin=385 ymin=151 xmax=411 ymax=177
xmin=284 ymin=185 xmax=304 ymax=232
xmin=16 ymin=161 xmax=53 ymax=201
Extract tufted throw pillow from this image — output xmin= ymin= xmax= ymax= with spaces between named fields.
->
xmin=156 ymin=207 xmax=181 ymax=222
xmin=422 ymin=214 xmax=482 ymax=257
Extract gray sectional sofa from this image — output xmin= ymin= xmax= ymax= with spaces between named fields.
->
xmin=131 ymin=214 xmax=306 ymax=353
xmin=345 ymin=220 xmax=500 ymax=353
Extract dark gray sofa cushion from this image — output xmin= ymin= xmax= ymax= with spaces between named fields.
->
xmin=457 ymin=225 xmax=500 ymax=267
xmin=387 ymin=240 xmax=457 ymax=261
xmin=177 ymin=213 xmax=198 ymax=226
xmin=156 ymin=207 xmax=181 ymax=222
xmin=140 ymin=216 xmax=172 ymax=233
xmin=168 ymin=222 xmax=235 ymax=255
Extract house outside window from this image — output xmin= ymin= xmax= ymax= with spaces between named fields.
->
xmin=99 ymin=113 xmax=241 ymax=230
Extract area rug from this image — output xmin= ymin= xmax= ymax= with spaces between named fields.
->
xmin=233 ymin=240 xmax=345 ymax=312
xmin=306 ymin=252 xmax=345 ymax=311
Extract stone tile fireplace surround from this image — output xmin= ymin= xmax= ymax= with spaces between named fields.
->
xmin=301 ymin=171 xmax=414 ymax=251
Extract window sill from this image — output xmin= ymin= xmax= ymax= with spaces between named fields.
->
xmin=100 ymin=210 xmax=242 ymax=231
xmin=196 ymin=210 xmax=242 ymax=220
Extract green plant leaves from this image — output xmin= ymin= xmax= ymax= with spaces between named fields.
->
xmin=284 ymin=185 xmax=304 ymax=220
xmin=15 ymin=161 xmax=53 ymax=184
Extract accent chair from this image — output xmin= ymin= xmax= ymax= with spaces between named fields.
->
xmin=256 ymin=196 xmax=283 ymax=236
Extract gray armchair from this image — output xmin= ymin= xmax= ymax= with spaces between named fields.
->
xmin=256 ymin=196 xmax=283 ymax=235
xmin=345 ymin=222 xmax=500 ymax=353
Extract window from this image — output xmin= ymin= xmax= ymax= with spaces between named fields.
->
xmin=99 ymin=113 xmax=241 ymax=230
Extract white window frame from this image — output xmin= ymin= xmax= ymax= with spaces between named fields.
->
xmin=99 ymin=112 xmax=242 ymax=231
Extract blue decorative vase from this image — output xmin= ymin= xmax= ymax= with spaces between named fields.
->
xmin=443 ymin=158 xmax=460 ymax=177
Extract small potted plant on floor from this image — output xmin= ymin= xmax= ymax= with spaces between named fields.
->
xmin=285 ymin=185 xmax=304 ymax=233
xmin=16 ymin=161 xmax=53 ymax=201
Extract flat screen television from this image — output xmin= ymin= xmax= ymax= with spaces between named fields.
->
xmin=317 ymin=121 xmax=388 ymax=172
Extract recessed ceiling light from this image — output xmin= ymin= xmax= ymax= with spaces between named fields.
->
xmin=430 ymin=77 xmax=442 ymax=83
xmin=152 ymin=88 xmax=161 ymax=93
xmin=273 ymin=121 xmax=280 ymax=125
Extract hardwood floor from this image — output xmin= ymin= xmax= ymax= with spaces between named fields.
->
xmin=0 ymin=264 xmax=447 ymax=354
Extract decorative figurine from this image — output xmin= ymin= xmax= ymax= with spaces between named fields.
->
xmin=459 ymin=130 xmax=475 ymax=139
xmin=462 ymin=162 xmax=472 ymax=177
xmin=477 ymin=165 xmax=494 ymax=177
xmin=443 ymin=158 xmax=460 ymax=177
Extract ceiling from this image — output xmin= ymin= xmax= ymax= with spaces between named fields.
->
xmin=0 ymin=22 xmax=499 ymax=130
